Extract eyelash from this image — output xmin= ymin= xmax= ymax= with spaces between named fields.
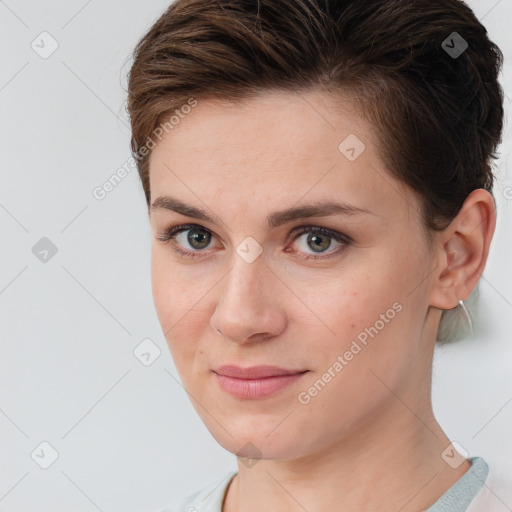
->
xmin=156 ymin=223 xmax=352 ymax=261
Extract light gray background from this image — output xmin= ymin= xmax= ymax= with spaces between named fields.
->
xmin=0 ymin=1 xmax=511 ymax=511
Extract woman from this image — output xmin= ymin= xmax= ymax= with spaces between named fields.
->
xmin=126 ymin=0 xmax=510 ymax=510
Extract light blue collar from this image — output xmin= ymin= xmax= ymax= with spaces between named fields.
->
xmin=426 ymin=456 xmax=488 ymax=511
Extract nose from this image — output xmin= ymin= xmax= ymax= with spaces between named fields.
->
xmin=210 ymin=251 xmax=287 ymax=344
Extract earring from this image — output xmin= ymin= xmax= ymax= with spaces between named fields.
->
xmin=458 ymin=299 xmax=474 ymax=336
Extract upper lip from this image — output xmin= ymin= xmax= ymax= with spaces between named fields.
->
xmin=213 ymin=365 xmax=308 ymax=379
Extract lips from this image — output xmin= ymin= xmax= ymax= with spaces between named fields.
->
xmin=213 ymin=365 xmax=309 ymax=399
xmin=213 ymin=365 xmax=308 ymax=379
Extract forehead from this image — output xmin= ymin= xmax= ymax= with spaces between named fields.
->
xmin=148 ymin=90 xmax=418 ymax=222
xmin=150 ymin=90 xmax=367 ymax=169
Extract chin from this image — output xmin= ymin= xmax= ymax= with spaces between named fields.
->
xmin=210 ymin=426 xmax=314 ymax=463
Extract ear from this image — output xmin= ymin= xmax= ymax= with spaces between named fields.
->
xmin=428 ymin=189 xmax=496 ymax=310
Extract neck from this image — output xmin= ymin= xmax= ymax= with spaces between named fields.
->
xmin=223 ymin=388 xmax=470 ymax=512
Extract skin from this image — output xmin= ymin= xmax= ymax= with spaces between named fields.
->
xmin=148 ymin=89 xmax=496 ymax=512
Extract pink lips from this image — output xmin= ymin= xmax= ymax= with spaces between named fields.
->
xmin=213 ymin=365 xmax=308 ymax=399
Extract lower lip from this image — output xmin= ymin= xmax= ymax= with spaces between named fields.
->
xmin=214 ymin=371 xmax=308 ymax=399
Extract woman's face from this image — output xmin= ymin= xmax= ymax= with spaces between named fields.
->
xmin=148 ymin=90 xmax=438 ymax=460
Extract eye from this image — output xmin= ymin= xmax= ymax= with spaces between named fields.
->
xmin=156 ymin=223 xmax=351 ymax=260
xmin=286 ymin=226 xmax=351 ymax=260
xmin=156 ymin=223 xmax=214 ymax=259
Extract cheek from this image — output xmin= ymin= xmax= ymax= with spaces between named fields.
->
xmin=301 ymin=256 xmax=418 ymax=367
xmin=151 ymin=251 xmax=192 ymax=354
xmin=151 ymin=262 xmax=174 ymax=330
xmin=150 ymin=248 xmax=212 ymax=375
xmin=151 ymin=248 xmax=193 ymax=323
xmin=294 ymin=268 xmax=379 ymax=337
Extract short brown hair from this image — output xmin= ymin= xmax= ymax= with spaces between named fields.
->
xmin=126 ymin=0 xmax=504 ymax=341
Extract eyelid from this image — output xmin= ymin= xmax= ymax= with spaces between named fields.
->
xmin=157 ymin=223 xmax=351 ymax=260
xmin=286 ymin=225 xmax=353 ymax=245
xmin=155 ymin=223 xmax=219 ymax=257
xmin=284 ymin=225 xmax=351 ymax=260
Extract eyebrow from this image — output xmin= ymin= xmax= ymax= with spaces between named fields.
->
xmin=151 ymin=196 xmax=377 ymax=228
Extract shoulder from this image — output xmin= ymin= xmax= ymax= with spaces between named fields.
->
xmin=154 ymin=470 xmax=237 ymax=512
xmin=466 ymin=459 xmax=512 ymax=512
